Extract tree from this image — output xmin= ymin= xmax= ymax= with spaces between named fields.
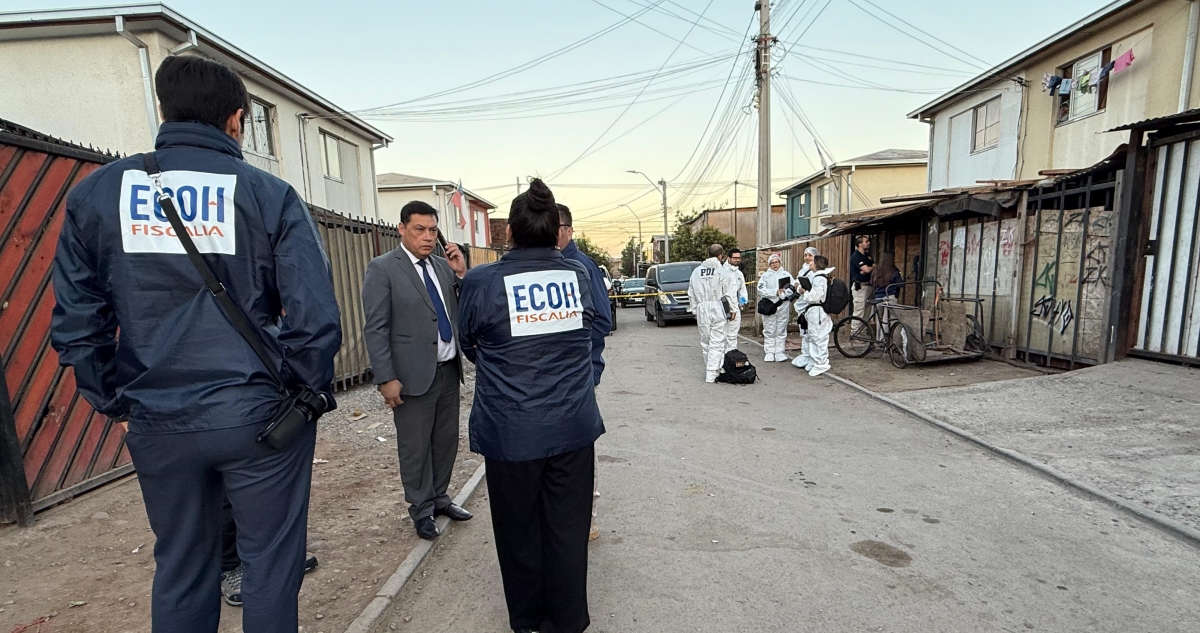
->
xmin=619 ymin=237 xmax=643 ymax=277
xmin=573 ymin=234 xmax=611 ymax=270
xmin=668 ymin=216 xmax=737 ymax=263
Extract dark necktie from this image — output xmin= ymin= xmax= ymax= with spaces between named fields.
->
xmin=418 ymin=259 xmax=452 ymax=342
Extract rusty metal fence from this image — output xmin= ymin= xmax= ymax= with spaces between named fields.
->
xmin=0 ymin=120 xmax=130 ymax=518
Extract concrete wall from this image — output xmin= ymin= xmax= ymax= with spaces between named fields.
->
xmin=928 ymin=82 xmax=1023 ymax=190
xmin=0 ymin=28 xmax=382 ymax=219
xmin=849 ymin=164 xmax=929 ymax=210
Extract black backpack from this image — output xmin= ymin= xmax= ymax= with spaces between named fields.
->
xmin=817 ymin=274 xmax=851 ymax=315
xmin=716 ymin=349 xmax=757 ymax=384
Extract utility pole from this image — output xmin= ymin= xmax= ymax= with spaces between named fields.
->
xmin=660 ymin=178 xmax=670 ymax=263
xmin=733 ymin=180 xmax=739 ymax=244
xmin=516 ymin=177 xmax=522 ymax=197
xmin=620 ymin=203 xmax=643 ymax=271
xmin=755 ymin=1 xmax=773 ymax=257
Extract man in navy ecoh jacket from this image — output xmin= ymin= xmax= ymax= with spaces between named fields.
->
xmin=50 ymin=56 xmax=341 ymax=633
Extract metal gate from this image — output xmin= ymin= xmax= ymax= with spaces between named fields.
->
xmin=1018 ymin=171 xmax=1119 ymax=368
xmin=0 ymin=120 xmax=130 ymax=520
xmin=1134 ymin=137 xmax=1200 ymax=361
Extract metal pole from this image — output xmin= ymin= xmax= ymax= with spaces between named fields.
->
xmin=733 ymin=180 xmax=739 ymax=244
xmin=755 ymin=0 xmax=772 ymax=254
xmin=1181 ymin=0 xmax=1200 ymax=112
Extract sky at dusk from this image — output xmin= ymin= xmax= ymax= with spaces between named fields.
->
xmin=18 ymin=0 xmax=1111 ymax=251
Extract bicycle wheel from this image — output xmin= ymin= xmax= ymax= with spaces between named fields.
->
xmin=888 ymin=321 xmax=926 ymax=366
xmin=834 ymin=316 xmax=875 ymax=358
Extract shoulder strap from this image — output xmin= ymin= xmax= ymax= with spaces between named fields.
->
xmin=142 ymin=152 xmax=287 ymax=394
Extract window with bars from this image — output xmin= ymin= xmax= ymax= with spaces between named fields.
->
xmin=320 ymin=131 xmax=342 ymax=181
xmin=1056 ymin=47 xmax=1111 ymax=125
xmin=241 ymin=99 xmax=274 ymax=157
xmin=972 ymin=97 xmax=1001 ymax=152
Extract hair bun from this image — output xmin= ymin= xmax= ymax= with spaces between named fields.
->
xmin=524 ymin=178 xmax=556 ymax=212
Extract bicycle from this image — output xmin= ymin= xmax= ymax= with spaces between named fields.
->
xmin=833 ymin=297 xmax=894 ymax=358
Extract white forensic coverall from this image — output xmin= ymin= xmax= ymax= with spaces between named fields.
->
xmin=792 ymin=266 xmax=836 ymax=376
xmin=756 ymin=267 xmax=794 ymax=362
xmin=724 ymin=261 xmax=748 ymax=353
xmin=688 ymin=257 xmax=739 ymax=382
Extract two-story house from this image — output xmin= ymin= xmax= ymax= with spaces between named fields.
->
xmin=776 ymin=149 xmax=928 ymax=241
xmin=376 ymin=173 xmax=495 ymax=249
xmin=911 ymin=0 xmax=1200 ymax=189
xmin=0 ymin=3 xmax=391 ymax=219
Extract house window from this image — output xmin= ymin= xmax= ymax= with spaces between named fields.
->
xmin=817 ymin=184 xmax=830 ymax=215
xmin=320 ymin=131 xmax=342 ymax=181
xmin=972 ymin=97 xmax=1001 ymax=152
xmin=1057 ymin=47 xmax=1111 ymax=125
xmin=241 ymin=99 xmax=274 ymax=157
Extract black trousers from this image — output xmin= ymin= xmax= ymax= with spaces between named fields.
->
xmin=393 ymin=360 xmax=460 ymax=521
xmin=126 ymin=421 xmax=316 ymax=633
xmin=486 ymin=444 xmax=595 ymax=633
xmin=220 ymin=496 xmax=239 ymax=573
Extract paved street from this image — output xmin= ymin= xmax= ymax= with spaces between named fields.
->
xmin=376 ymin=309 xmax=1200 ymax=633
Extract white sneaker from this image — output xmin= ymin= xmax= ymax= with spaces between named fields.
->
xmin=808 ymin=366 xmax=829 ymax=377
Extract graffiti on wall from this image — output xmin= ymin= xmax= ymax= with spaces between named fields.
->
xmin=939 ymin=239 xmax=950 ymax=266
xmin=1034 ymin=261 xmax=1057 ymax=290
xmin=1031 ymin=294 xmax=1074 ymax=334
xmin=1000 ymin=225 xmax=1016 ymax=256
xmin=1082 ymin=242 xmax=1111 ymax=287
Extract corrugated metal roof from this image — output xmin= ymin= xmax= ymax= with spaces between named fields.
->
xmin=376 ymin=173 xmax=447 ymax=188
xmin=1105 ymin=108 xmax=1200 ymax=132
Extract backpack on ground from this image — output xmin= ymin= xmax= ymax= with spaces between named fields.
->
xmin=716 ymin=349 xmax=757 ymax=384
xmin=816 ymin=274 xmax=851 ymax=316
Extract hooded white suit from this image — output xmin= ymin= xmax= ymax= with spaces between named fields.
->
xmin=756 ymin=262 xmax=794 ymax=362
xmin=723 ymin=261 xmax=748 ymax=353
xmin=792 ymin=266 xmax=836 ymax=376
xmin=688 ymin=257 xmax=739 ymax=382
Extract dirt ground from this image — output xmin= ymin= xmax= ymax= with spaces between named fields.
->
xmin=735 ymin=325 xmax=1045 ymax=393
xmin=0 ymin=373 xmax=478 ymax=633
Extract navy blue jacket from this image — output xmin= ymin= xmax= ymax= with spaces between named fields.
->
xmin=458 ymin=248 xmax=605 ymax=462
xmin=561 ymin=240 xmax=610 ymax=385
xmin=50 ymin=122 xmax=342 ymax=433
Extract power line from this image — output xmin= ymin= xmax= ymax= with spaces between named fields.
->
xmin=549 ymin=0 xmax=717 ymax=181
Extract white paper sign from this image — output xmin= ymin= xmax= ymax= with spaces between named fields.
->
xmin=504 ymin=270 xmax=585 ymax=337
xmin=118 ymin=169 xmax=237 ymax=255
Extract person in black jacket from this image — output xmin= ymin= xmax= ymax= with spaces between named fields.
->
xmin=459 ymin=179 xmax=604 ymax=633
xmin=51 ymin=56 xmax=340 ymax=633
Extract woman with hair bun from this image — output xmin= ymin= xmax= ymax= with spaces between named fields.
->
xmin=458 ymin=178 xmax=603 ymax=633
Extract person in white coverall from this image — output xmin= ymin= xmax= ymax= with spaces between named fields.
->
xmin=756 ymin=254 xmax=793 ymax=363
xmin=792 ymin=254 xmax=836 ymax=377
xmin=723 ymin=248 xmax=748 ymax=353
xmin=688 ymin=244 xmax=739 ymax=383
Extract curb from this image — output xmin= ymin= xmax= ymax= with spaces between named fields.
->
xmin=737 ymin=334 xmax=1200 ymax=550
xmin=343 ymin=462 xmax=487 ymax=633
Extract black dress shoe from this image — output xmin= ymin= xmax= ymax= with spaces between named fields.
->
xmin=435 ymin=504 xmax=473 ymax=522
xmin=415 ymin=516 xmax=440 ymax=540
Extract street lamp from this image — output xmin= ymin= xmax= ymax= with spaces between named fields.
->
xmin=619 ymin=203 xmax=643 ymax=271
xmin=627 ymin=170 xmax=669 ymax=263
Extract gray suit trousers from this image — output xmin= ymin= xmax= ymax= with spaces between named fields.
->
xmin=393 ymin=361 xmax=460 ymax=521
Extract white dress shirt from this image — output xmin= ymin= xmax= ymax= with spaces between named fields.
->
xmin=400 ymin=243 xmax=457 ymax=362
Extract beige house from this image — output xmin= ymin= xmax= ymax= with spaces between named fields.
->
xmin=774 ymin=149 xmax=928 ymax=241
xmin=376 ymin=173 xmax=496 ymax=248
xmin=684 ymin=205 xmax=785 ymax=250
xmin=911 ymin=0 xmax=1200 ymax=189
xmin=0 ymin=3 xmax=391 ymax=219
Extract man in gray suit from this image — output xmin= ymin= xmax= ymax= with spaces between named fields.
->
xmin=363 ymin=201 xmax=472 ymax=540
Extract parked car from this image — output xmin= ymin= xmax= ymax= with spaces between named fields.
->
xmin=617 ymin=278 xmax=646 ymax=307
xmin=644 ymin=262 xmax=701 ymax=328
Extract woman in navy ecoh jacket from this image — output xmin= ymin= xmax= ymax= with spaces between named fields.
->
xmin=458 ymin=178 xmax=604 ymax=633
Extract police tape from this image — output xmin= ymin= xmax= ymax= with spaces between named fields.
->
xmin=612 ymin=280 xmax=755 ymax=300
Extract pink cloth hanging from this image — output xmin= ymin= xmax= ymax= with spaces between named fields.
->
xmin=1113 ymin=49 xmax=1135 ymax=74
